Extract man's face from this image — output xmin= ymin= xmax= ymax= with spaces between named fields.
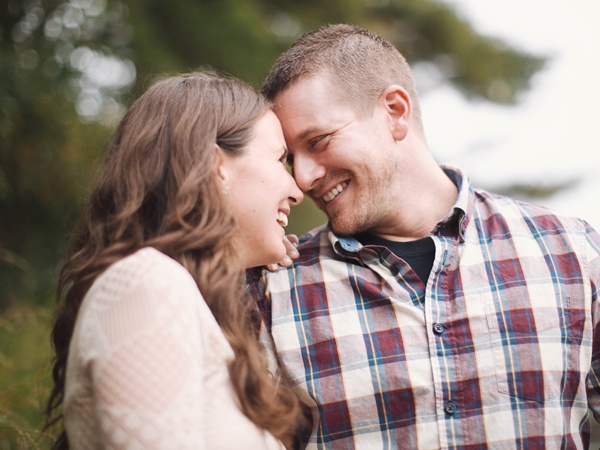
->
xmin=273 ymin=72 xmax=401 ymax=236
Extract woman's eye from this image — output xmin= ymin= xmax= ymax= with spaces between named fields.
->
xmin=279 ymin=151 xmax=292 ymax=166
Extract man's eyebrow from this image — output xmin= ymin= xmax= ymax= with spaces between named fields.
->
xmin=296 ymin=126 xmax=325 ymax=142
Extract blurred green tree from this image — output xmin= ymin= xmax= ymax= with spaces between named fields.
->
xmin=0 ymin=0 xmax=545 ymax=308
xmin=0 ymin=0 xmax=135 ymax=307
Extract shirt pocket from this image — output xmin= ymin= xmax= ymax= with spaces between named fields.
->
xmin=485 ymin=297 xmax=568 ymax=403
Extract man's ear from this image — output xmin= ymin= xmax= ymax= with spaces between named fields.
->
xmin=380 ymin=85 xmax=411 ymax=142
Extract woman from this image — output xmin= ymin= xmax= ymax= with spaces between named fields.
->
xmin=44 ymin=72 xmax=304 ymax=449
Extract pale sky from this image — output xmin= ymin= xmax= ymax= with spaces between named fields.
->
xmin=421 ymin=0 xmax=600 ymax=229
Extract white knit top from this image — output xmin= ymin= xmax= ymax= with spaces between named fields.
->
xmin=63 ymin=247 xmax=283 ymax=449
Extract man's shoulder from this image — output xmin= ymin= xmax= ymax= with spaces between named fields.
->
xmin=471 ymin=187 xmax=585 ymax=233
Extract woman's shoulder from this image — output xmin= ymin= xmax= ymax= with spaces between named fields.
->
xmin=75 ymin=248 xmax=211 ymax=352
xmin=109 ymin=247 xmax=188 ymax=276
xmin=83 ymin=247 xmax=201 ymax=316
xmin=100 ymin=247 xmax=193 ymax=289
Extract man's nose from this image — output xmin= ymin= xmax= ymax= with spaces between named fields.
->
xmin=293 ymin=153 xmax=326 ymax=193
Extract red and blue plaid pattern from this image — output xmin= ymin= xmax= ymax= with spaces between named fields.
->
xmin=246 ymin=167 xmax=600 ymax=449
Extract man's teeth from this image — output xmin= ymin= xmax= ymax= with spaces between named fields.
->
xmin=277 ymin=212 xmax=288 ymax=227
xmin=322 ymin=181 xmax=349 ymax=203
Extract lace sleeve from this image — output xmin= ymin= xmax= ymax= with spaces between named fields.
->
xmin=86 ymin=263 xmax=206 ymax=449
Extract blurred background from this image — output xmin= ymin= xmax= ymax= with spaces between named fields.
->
xmin=1 ymin=0 xmax=598 ymax=447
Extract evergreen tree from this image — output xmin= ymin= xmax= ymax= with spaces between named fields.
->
xmin=0 ymin=0 xmax=544 ymax=307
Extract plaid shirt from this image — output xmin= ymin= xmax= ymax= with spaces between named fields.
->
xmin=246 ymin=167 xmax=600 ymax=449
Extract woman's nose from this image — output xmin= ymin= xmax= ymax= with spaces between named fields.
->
xmin=288 ymin=175 xmax=303 ymax=206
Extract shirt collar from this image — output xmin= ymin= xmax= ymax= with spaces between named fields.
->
xmin=329 ymin=231 xmax=362 ymax=260
xmin=434 ymin=165 xmax=471 ymax=242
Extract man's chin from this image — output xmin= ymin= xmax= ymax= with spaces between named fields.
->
xmin=329 ymin=217 xmax=364 ymax=238
xmin=320 ymin=201 xmax=367 ymax=236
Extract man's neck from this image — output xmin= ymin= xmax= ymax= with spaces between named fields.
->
xmin=369 ymin=166 xmax=458 ymax=242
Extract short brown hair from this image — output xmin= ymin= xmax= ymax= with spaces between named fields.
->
xmin=263 ymin=23 xmax=421 ymax=122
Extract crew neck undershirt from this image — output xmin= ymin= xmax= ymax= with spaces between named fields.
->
xmin=356 ymin=233 xmax=436 ymax=285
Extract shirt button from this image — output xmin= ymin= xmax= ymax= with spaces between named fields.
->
xmin=444 ymin=402 xmax=457 ymax=415
xmin=433 ymin=323 xmax=444 ymax=334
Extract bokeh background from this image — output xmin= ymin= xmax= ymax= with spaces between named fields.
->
xmin=1 ymin=0 xmax=598 ymax=447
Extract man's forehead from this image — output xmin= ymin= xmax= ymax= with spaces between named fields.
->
xmin=273 ymin=72 xmax=333 ymax=103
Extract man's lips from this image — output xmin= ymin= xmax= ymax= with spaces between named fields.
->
xmin=322 ymin=181 xmax=349 ymax=203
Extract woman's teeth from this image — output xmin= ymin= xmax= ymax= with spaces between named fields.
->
xmin=322 ymin=181 xmax=349 ymax=203
xmin=277 ymin=212 xmax=288 ymax=227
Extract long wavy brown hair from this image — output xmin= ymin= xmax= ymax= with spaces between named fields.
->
xmin=44 ymin=71 xmax=303 ymax=449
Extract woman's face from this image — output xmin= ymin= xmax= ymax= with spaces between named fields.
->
xmin=221 ymin=111 xmax=303 ymax=268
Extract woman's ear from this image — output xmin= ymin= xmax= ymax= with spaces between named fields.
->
xmin=215 ymin=144 xmax=229 ymax=183
xmin=215 ymin=145 xmax=232 ymax=197
xmin=381 ymin=85 xmax=411 ymax=142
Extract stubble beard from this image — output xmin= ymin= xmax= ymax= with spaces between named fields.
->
xmin=328 ymin=169 xmax=397 ymax=237
xmin=319 ymin=152 xmax=396 ymax=237
xmin=325 ymin=196 xmax=374 ymax=237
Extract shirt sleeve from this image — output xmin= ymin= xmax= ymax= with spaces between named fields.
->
xmin=585 ymin=220 xmax=600 ymax=418
xmin=88 ymin=267 xmax=206 ymax=449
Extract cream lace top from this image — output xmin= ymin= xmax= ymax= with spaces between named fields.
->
xmin=63 ymin=247 xmax=283 ymax=449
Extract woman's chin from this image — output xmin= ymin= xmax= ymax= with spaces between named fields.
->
xmin=245 ymin=250 xmax=286 ymax=270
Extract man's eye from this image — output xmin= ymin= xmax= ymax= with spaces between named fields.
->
xmin=308 ymin=134 xmax=330 ymax=151
xmin=308 ymin=136 xmax=324 ymax=148
xmin=286 ymin=153 xmax=294 ymax=166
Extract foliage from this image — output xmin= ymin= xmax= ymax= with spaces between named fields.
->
xmin=1 ymin=0 xmax=546 ymax=308
xmin=0 ymin=306 xmax=55 ymax=449
xmin=0 ymin=0 xmax=131 ymax=307
xmin=124 ymin=0 xmax=545 ymax=100
xmin=367 ymin=0 xmax=545 ymax=103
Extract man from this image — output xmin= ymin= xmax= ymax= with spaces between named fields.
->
xmin=246 ymin=24 xmax=600 ymax=449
